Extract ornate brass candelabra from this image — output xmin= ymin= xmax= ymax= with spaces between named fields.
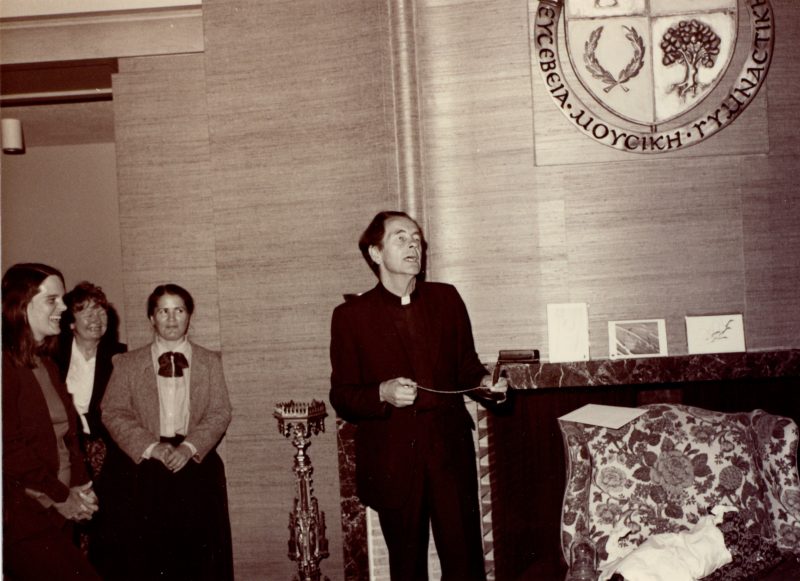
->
xmin=274 ymin=400 xmax=330 ymax=581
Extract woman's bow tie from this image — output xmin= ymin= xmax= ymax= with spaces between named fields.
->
xmin=157 ymin=351 xmax=189 ymax=377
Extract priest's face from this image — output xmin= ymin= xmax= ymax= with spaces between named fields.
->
xmin=150 ymin=293 xmax=190 ymax=342
xmin=370 ymin=216 xmax=423 ymax=279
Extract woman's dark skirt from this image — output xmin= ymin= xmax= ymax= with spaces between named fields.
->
xmin=94 ymin=438 xmax=233 ymax=581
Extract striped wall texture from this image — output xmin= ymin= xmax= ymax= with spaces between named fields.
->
xmin=112 ymin=0 xmax=800 ymax=578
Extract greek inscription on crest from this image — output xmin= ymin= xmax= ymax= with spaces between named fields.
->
xmin=532 ymin=0 xmax=774 ymax=153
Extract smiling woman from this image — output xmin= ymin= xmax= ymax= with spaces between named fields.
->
xmin=55 ymin=281 xmax=127 ymax=574
xmin=25 ymin=273 xmax=66 ymax=341
xmin=2 ymin=263 xmax=101 ymax=580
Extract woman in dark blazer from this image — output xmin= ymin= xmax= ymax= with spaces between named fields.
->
xmin=56 ymin=281 xmax=127 ymax=574
xmin=57 ymin=282 xmax=127 ymax=476
xmin=2 ymin=263 xmax=100 ymax=580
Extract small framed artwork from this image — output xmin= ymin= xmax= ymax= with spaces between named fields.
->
xmin=685 ymin=314 xmax=745 ymax=354
xmin=547 ymin=303 xmax=590 ymax=363
xmin=608 ymin=319 xmax=668 ymax=359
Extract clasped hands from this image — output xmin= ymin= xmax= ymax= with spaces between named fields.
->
xmin=54 ymin=482 xmax=98 ymax=522
xmin=151 ymin=442 xmax=193 ymax=473
xmin=379 ymin=375 xmax=509 ymax=408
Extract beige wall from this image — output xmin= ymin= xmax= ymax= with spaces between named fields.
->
xmin=112 ymin=1 xmax=396 ymax=578
xmin=4 ymin=0 xmax=798 ymax=579
xmin=1 ymin=142 xmax=127 ymax=340
xmin=417 ymin=0 xmax=799 ymax=361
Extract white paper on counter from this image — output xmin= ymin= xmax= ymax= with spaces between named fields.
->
xmin=559 ymin=404 xmax=647 ymax=429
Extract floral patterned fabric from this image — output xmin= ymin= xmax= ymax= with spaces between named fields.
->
xmin=703 ymin=510 xmax=783 ymax=581
xmin=559 ymin=404 xmax=800 ymax=578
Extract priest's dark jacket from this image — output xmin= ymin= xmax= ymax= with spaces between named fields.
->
xmin=329 ymin=280 xmax=495 ymax=511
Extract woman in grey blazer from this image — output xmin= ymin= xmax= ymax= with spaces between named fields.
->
xmin=102 ymin=283 xmax=233 ymax=581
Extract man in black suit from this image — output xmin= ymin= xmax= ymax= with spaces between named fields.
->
xmin=329 ymin=211 xmax=508 ymax=581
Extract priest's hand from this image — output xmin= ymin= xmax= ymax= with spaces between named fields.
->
xmin=379 ymin=377 xmax=418 ymax=407
xmin=477 ymin=375 xmax=509 ymax=403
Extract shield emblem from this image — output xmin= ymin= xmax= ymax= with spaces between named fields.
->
xmin=564 ymin=0 xmax=737 ymax=126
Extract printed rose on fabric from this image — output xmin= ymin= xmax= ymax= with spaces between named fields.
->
xmin=779 ymin=523 xmax=800 ymax=548
xmin=689 ymin=424 xmax=715 ymax=444
xmin=598 ymin=466 xmax=628 ymax=495
xmin=596 ymin=502 xmax=622 ymax=525
xmin=718 ymin=465 xmax=744 ymax=492
xmin=650 ymin=450 xmax=696 ymax=494
xmin=782 ymin=488 xmax=800 ymax=514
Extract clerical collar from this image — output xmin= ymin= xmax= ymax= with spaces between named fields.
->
xmin=377 ymin=281 xmax=419 ymax=306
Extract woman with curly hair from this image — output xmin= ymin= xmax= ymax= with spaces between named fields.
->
xmin=56 ymin=281 xmax=127 ymax=574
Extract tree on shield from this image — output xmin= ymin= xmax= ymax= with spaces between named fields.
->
xmin=661 ymin=19 xmax=722 ymax=99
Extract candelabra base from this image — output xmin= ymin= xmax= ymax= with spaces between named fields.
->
xmin=275 ymin=400 xmax=331 ymax=581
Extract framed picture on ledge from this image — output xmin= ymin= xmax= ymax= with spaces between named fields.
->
xmin=608 ymin=319 xmax=668 ymax=359
xmin=686 ymin=314 xmax=745 ymax=354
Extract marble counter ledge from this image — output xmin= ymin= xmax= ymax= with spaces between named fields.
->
xmin=497 ymin=349 xmax=800 ymax=390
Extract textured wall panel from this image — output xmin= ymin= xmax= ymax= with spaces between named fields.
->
xmin=106 ymin=0 xmax=800 ymax=579
xmin=562 ymin=157 xmax=746 ymax=358
xmin=113 ymin=54 xmax=220 ymax=350
xmin=203 ymin=0 xmax=396 ymax=577
xmin=415 ymin=0 xmax=799 ymax=364
xmin=743 ymin=156 xmax=800 ymax=349
xmin=416 ymin=0 xmax=543 ymax=359
xmin=765 ymin=1 xmax=800 ymax=156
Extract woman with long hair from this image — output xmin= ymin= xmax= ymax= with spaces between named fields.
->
xmin=2 ymin=263 xmax=100 ymax=580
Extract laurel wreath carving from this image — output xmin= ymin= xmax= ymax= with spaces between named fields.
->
xmin=584 ymin=25 xmax=645 ymax=93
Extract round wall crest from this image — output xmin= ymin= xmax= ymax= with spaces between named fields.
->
xmin=533 ymin=0 xmax=774 ymax=153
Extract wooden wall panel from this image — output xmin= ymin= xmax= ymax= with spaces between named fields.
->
xmin=415 ymin=0 xmax=799 ymax=364
xmin=202 ymin=0 xmax=396 ymax=578
xmin=416 ymin=0 xmax=544 ymax=358
xmin=743 ymin=156 xmax=800 ymax=350
xmin=106 ymin=0 xmax=800 ymax=579
xmin=562 ymin=157 xmax=746 ymax=357
xmin=113 ymin=54 xmax=220 ymax=350
xmin=765 ymin=1 xmax=800 ymax=156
